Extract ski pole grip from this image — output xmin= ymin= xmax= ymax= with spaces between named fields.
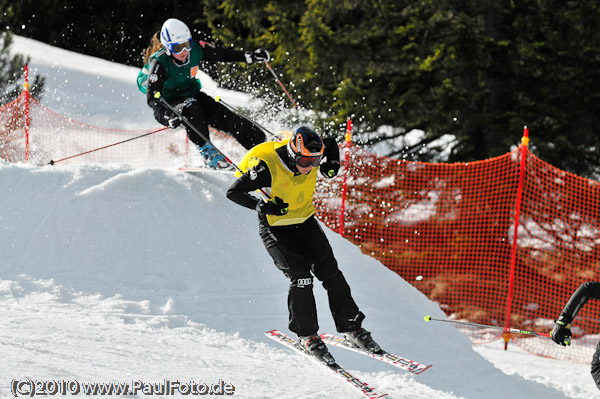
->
xmin=424 ymin=315 xmax=432 ymax=322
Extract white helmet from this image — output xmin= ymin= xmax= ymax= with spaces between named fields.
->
xmin=160 ymin=18 xmax=192 ymax=55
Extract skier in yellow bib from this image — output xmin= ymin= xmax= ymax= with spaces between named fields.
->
xmin=227 ymin=126 xmax=380 ymax=364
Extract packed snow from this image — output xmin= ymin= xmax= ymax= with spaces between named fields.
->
xmin=0 ymin=34 xmax=596 ymax=398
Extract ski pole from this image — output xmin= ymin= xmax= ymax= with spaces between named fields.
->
xmin=156 ymin=92 xmax=271 ymax=199
xmin=48 ymin=126 xmax=169 ymax=165
xmin=214 ymin=96 xmax=283 ymax=142
xmin=424 ymin=315 xmax=551 ymax=338
xmin=265 ymin=62 xmax=299 ymax=109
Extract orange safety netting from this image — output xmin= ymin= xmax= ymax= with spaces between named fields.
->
xmin=315 ymin=142 xmax=600 ymax=364
xmin=1 ymin=91 xmax=188 ymax=167
xmin=0 ymin=91 xmax=29 ymax=163
xmin=3 ymin=91 xmax=599 ymax=364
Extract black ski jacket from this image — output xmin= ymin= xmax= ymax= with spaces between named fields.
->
xmin=558 ymin=281 xmax=600 ymax=323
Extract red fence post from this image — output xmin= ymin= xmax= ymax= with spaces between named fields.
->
xmin=503 ymin=126 xmax=530 ymax=349
xmin=338 ymin=119 xmax=353 ymax=237
xmin=23 ymin=64 xmax=31 ymax=162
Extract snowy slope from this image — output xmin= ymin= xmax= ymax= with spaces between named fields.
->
xmin=0 ymin=163 xmax=575 ymax=399
xmin=0 ymin=34 xmax=596 ymax=399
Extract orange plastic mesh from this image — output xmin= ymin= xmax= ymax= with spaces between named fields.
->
xmin=1 ymin=92 xmax=192 ymax=167
xmin=0 ymin=91 xmax=29 ymax=162
xmin=315 ymin=142 xmax=600 ymax=364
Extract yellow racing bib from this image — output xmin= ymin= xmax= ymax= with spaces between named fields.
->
xmin=238 ymin=140 xmax=318 ymax=226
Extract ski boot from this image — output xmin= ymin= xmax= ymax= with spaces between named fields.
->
xmin=343 ymin=328 xmax=382 ymax=354
xmin=299 ymin=334 xmax=336 ymax=365
xmin=198 ymin=143 xmax=231 ymax=169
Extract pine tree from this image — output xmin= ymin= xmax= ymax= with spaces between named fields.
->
xmin=202 ymin=0 xmax=600 ymax=178
xmin=3 ymin=0 xmax=600 ymax=177
xmin=0 ymin=32 xmax=45 ymax=105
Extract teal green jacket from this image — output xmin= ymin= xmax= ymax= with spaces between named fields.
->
xmin=139 ymin=40 xmax=247 ymax=124
xmin=139 ymin=45 xmax=204 ymax=100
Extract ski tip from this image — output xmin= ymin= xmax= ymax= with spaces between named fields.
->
xmin=424 ymin=315 xmax=432 ymax=322
xmin=415 ymin=364 xmax=433 ymax=374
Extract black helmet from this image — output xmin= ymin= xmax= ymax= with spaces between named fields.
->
xmin=287 ymin=126 xmax=324 ymax=168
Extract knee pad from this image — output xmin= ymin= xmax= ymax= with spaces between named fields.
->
xmin=181 ymin=97 xmax=197 ymax=109
xmin=180 ymin=98 xmax=201 ymax=120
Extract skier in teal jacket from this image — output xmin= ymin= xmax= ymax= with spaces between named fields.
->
xmin=139 ymin=18 xmax=268 ymax=168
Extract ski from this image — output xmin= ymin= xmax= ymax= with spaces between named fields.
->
xmin=265 ymin=329 xmax=388 ymax=399
xmin=178 ymin=165 xmax=235 ymax=174
xmin=320 ymin=333 xmax=432 ymax=375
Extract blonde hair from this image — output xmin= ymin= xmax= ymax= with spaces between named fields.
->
xmin=142 ymin=32 xmax=163 ymax=64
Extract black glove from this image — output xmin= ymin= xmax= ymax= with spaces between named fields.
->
xmin=551 ymin=316 xmax=572 ymax=346
xmin=156 ymin=107 xmax=181 ymax=129
xmin=245 ymin=48 xmax=270 ymax=63
xmin=165 ymin=110 xmax=181 ymax=129
xmin=320 ymin=160 xmax=340 ymax=178
xmin=256 ymin=196 xmax=288 ymax=215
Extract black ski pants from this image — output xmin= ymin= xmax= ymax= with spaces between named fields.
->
xmin=592 ymin=341 xmax=600 ymax=390
xmin=172 ymin=91 xmax=265 ymax=150
xmin=259 ymin=216 xmax=365 ymax=337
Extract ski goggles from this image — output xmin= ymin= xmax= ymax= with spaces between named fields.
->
xmin=170 ymin=40 xmax=192 ymax=54
xmin=296 ymin=155 xmax=322 ymax=168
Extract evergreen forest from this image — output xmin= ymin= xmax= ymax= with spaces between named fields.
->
xmin=2 ymin=0 xmax=599 ymax=178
